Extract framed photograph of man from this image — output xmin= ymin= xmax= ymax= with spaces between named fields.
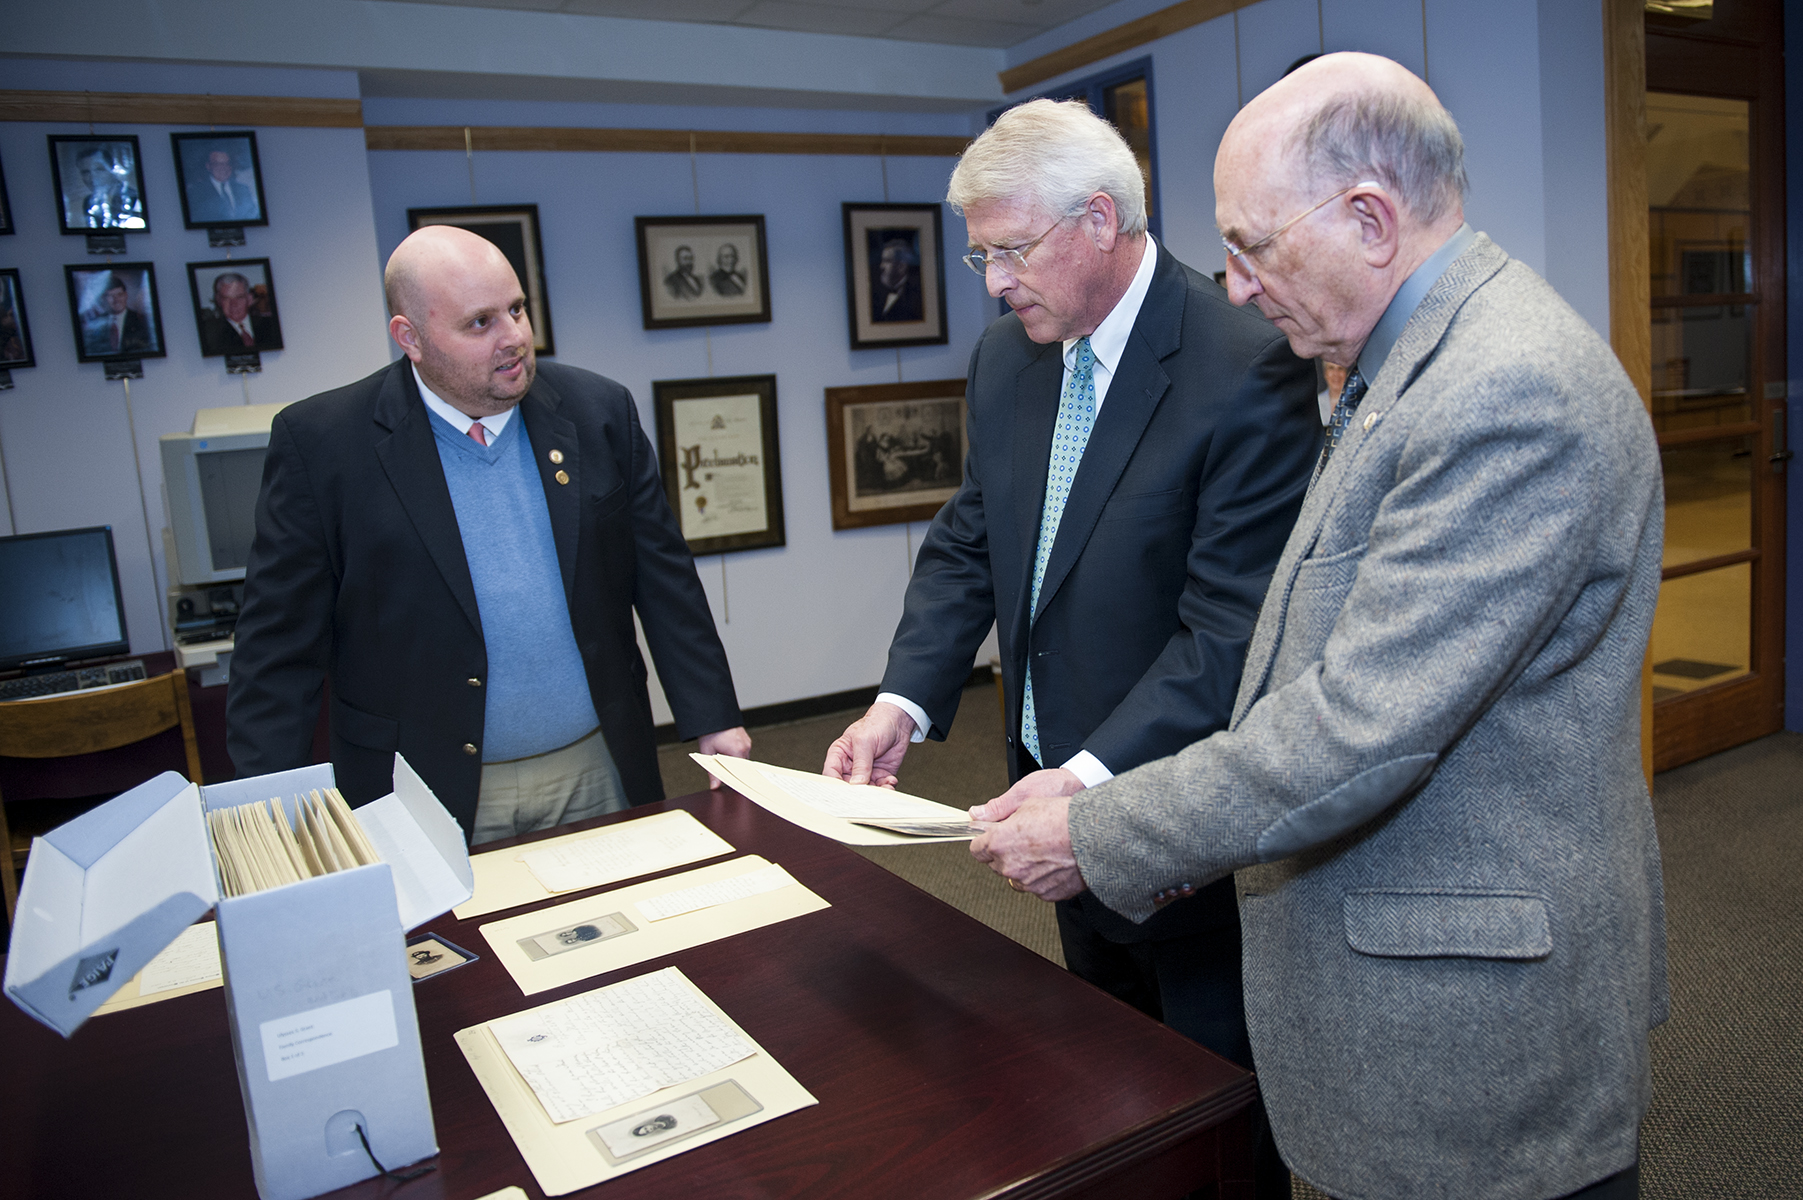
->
xmin=0 ymin=150 xmax=14 ymax=235
xmin=64 ymin=262 xmax=166 ymax=362
xmin=825 ymin=378 xmax=967 ymax=530
xmin=653 ymin=374 xmax=785 ymax=555
xmin=171 ymin=131 xmax=268 ymax=229
xmin=48 ymin=135 xmax=148 ymax=235
xmin=635 ymin=215 xmax=770 ymax=330
xmin=187 ymin=258 xmax=284 ymax=357
xmin=841 ymin=203 xmax=948 ymax=350
xmin=0 ymin=270 xmax=35 ymax=369
xmin=408 ymin=204 xmax=556 ymax=355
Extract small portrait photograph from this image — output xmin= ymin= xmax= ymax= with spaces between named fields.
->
xmin=404 ymin=934 xmax=477 ymax=981
xmin=518 ymin=912 xmax=637 ymax=961
xmin=64 ymin=262 xmax=165 ymax=362
xmin=187 ymin=258 xmax=284 ymax=356
xmin=636 ymin=215 xmax=771 ymax=329
xmin=825 ymin=378 xmax=968 ymax=530
xmin=0 ymin=149 xmax=13 ymax=235
xmin=408 ymin=204 xmax=554 ymax=355
xmin=587 ymin=1080 xmax=762 ymax=1166
xmin=171 ymin=131 xmax=268 ymax=228
xmin=48 ymin=135 xmax=148 ymax=235
xmin=842 ymin=203 xmax=948 ymax=349
xmin=0 ymin=270 xmax=36 ymax=369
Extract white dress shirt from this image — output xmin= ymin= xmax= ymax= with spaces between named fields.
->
xmin=877 ymin=237 xmax=1162 ymax=787
xmin=415 ymin=364 xmax=516 ymax=443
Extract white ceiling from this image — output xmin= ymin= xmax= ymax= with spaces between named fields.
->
xmin=379 ymin=0 xmax=1121 ymax=48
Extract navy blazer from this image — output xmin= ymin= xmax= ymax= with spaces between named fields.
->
xmin=881 ymin=243 xmax=1319 ymax=940
xmin=227 ymin=359 xmax=743 ymax=837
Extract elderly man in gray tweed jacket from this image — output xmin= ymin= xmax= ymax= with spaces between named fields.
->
xmin=971 ymin=53 xmax=1667 ymax=1200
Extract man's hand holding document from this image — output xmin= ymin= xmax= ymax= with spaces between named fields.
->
xmin=688 ymin=755 xmax=979 ymax=846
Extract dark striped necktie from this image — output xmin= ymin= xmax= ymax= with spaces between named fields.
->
xmin=1314 ymin=363 xmax=1369 ymax=482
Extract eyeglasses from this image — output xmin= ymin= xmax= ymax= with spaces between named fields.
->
xmin=1220 ymin=180 xmax=1379 ymax=272
xmin=961 ymin=216 xmax=1068 ymax=276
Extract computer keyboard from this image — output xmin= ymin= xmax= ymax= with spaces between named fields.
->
xmin=0 ymin=659 xmax=148 ymax=701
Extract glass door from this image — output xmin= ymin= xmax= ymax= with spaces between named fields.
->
xmin=1644 ymin=0 xmax=1787 ymax=770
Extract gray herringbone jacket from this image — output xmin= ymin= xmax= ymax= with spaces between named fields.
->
xmin=1070 ymin=235 xmax=1668 ymax=1200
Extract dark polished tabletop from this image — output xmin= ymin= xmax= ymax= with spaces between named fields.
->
xmin=1 ymin=787 xmax=1256 ymax=1200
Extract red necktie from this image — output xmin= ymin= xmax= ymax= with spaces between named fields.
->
xmin=238 ymin=323 xmax=254 ymax=347
xmin=467 ymin=421 xmax=488 ymax=446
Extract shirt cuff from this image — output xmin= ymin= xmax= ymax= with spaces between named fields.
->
xmin=1060 ymin=750 xmax=1113 ymax=788
xmin=874 ymin=693 xmax=930 ymax=743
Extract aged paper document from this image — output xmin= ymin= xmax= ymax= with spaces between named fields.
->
xmin=455 ymin=809 xmax=734 ymax=920
xmin=94 ymin=921 xmax=223 ymax=1015
xmin=690 ymin=754 xmax=975 ymax=846
xmin=491 ymin=968 xmax=756 ymax=1123
xmin=456 ymin=967 xmax=816 ymax=1195
xmin=479 ymin=855 xmax=828 ymax=996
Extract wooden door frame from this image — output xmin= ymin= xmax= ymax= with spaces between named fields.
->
xmin=1609 ymin=0 xmax=1790 ymax=774
xmin=1604 ymin=0 xmax=1654 ymax=783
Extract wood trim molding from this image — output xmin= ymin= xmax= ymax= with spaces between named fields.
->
xmin=364 ymin=126 xmax=970 ymax=157
xmin=0 ymin=90 xmax=362 ymax=128
xmin=1000 ymin=0 xmax=1256 ymax=95
xmin=1601 ymin=0 xmax=1652 ymax=785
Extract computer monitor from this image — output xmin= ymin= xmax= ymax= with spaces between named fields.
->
xmin=0 ymin=526 xmax=131 ymax=671
xmin=160 ymin=403 xmax=286 ymax=586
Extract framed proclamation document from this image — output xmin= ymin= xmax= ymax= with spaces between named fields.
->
xmin=653 ymin=374 xmax=785 ymax=556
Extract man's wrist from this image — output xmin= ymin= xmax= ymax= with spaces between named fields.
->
xmin=1060 ymin=750 xmax=1113 ymax=789
xmin=874 ymin=693 xmax=930 ymax=743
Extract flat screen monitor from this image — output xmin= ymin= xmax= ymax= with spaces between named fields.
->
xmin=0 ymin=526 xmax=131 ymax=671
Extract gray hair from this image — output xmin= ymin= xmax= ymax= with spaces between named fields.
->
xmin=1294 ymin=90 xmax=1467 ymax=224
xmin=947 ymin=98 xmax=1148 ymax=237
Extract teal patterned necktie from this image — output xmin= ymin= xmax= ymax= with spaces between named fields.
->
xmin=1020 ymin=336 xmax=1097 ymax=766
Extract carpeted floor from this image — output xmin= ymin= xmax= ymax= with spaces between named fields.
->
xmin=659 ymin=688 xmax=1803 ymax=1199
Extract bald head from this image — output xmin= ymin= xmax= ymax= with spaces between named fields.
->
xmin=386 ymin=224 xmax=536 ymax=418
xmin=1223 ymin=53 xmax=1465 ymax=228
xmin=1214 ymin=53 xmax=1467 ymax=365
xmin=385 ymin=224 xmax=516 ymax=322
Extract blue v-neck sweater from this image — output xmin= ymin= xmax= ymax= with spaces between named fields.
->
xmin=429 ymin=408 xmax=599 ymax=762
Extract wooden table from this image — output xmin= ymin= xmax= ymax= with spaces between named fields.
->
xmin=0 ymin=789 xmax=1257 ymax=1199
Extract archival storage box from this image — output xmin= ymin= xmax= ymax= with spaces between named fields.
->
xmin=4 ymin=754 xmax=473 ymax=1200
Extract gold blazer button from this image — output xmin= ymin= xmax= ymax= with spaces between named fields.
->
xmin=549 ymin=449 xmax=564 ymax=464
xmin=554 ymin=469 xmax=570 ymax=485
xmin=463 ymin=743 xmax=479 ymax=756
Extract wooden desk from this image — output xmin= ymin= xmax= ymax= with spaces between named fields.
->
xmin=0 ymin=790 xmax=1257 ymax=1199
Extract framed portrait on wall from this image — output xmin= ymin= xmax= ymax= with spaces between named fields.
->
xmin=0 ymin=150 xmax=13 ymax=235
xmin=171 ymin=131 xmax=269 ymax=229
xmin=0 ymin=270 xmax=36 ymax=369
xmin=48 ymin=135 xmax=148 ymax=235
xmin=635 ymin=215 xmax=770 ymax=330
xmin=841 ymin=203 xmax=948 ymax=350
xmin=187 ymin=258 xmax=284 ymax=356
xmin=653 ymin=374 xmax=785 ymax=555
xmin=64 ymin=262 xmax=166 ymax=362
xmin=408 ymin=204 xmax=555 ymax=355
xmin=824 ymin=378 xmax=967 ymax=530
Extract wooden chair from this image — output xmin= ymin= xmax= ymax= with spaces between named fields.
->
xmin=0 ymin=672 xmax=203 ymax=921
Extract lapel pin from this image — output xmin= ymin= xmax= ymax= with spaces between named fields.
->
xmin=1363 ymin=411 xmax=1379 ymax=432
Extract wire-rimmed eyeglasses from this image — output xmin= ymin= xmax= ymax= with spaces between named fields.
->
xmin=1220 ymin=180 xmax=1380 ymax=272
xmin=961 ymin=215 xmax=1069 ymax=276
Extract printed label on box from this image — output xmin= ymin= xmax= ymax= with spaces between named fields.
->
xmin=259 ymin=989 xmax=399 ymax=1082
